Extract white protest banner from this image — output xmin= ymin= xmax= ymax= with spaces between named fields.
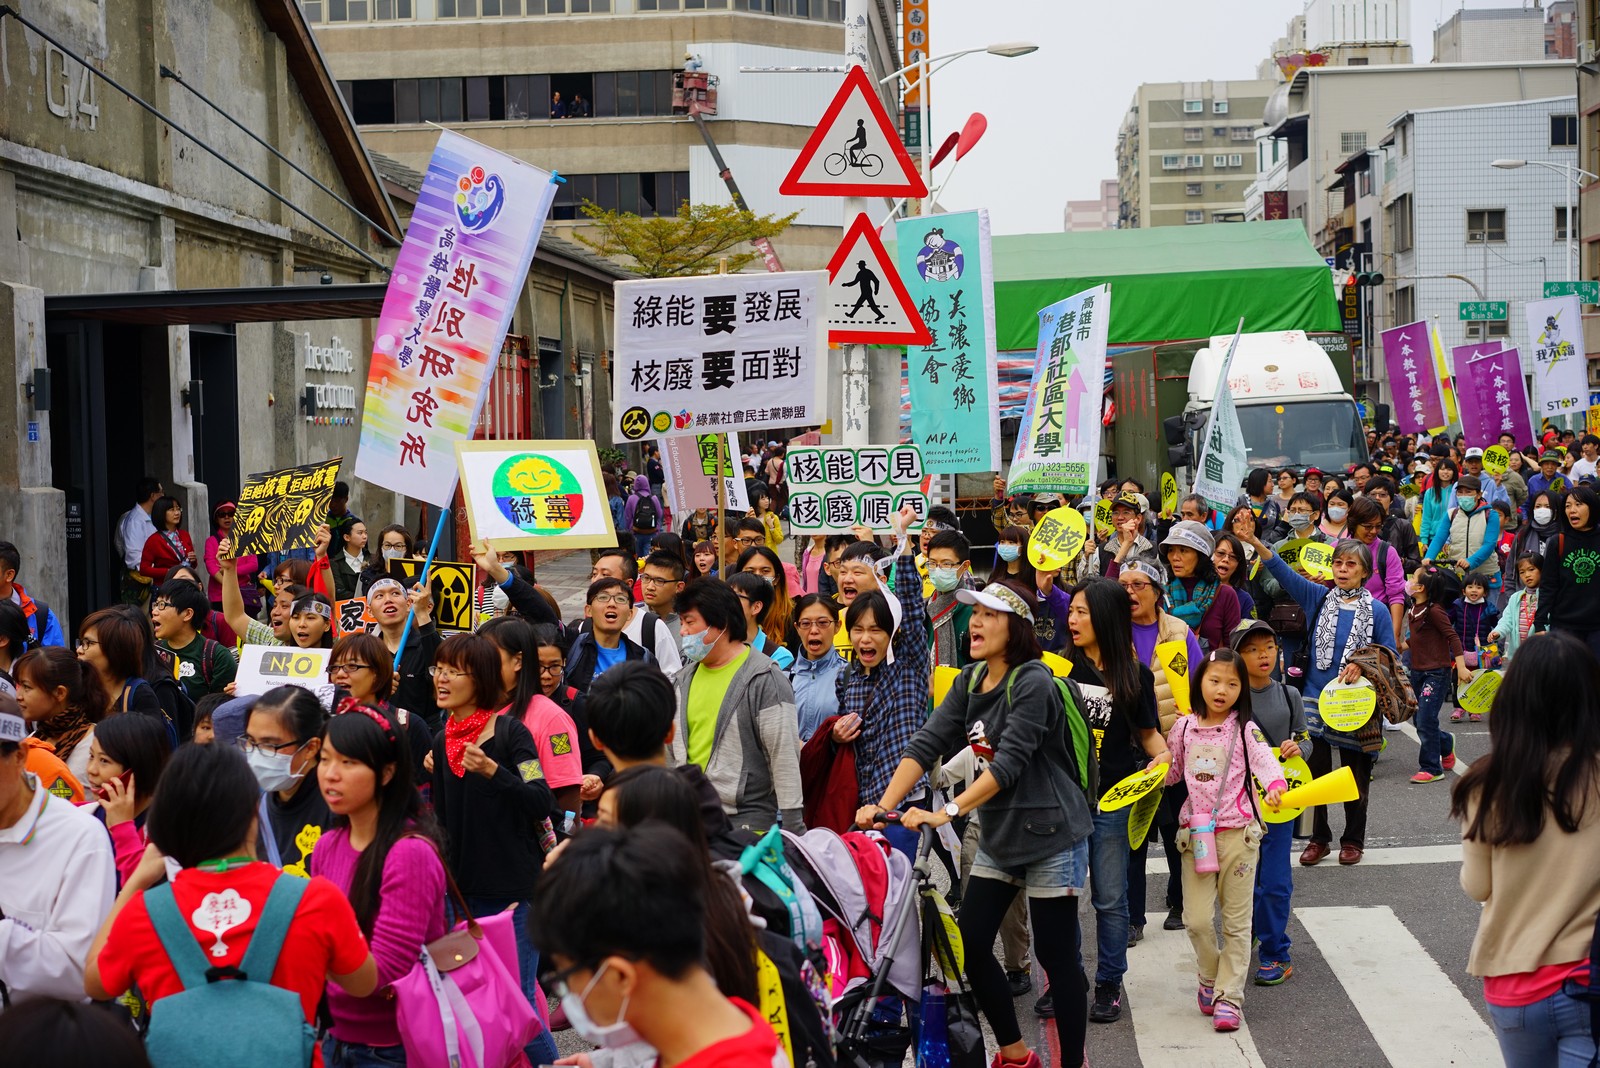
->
xmin=786 ymin=444 xmax=929 ymax=533
xmin=660 ymin=433 xmax=750 ymax=516
xmin=454 ymin=439 xmax=618 ymax=550
xmin=1008 ymin=284 xmax=1110 ymax=497
xmin=612 ymin=272 xmax=828 ymax=442
xmin=235 ymin=645 xmax=333 ymax=702
xmin=356 ymin=131 xmax=557 ymax=506
xmin=1525 ymin=295 xmax=1588 ymax=422
xmin=1191 ymin=321 xmax=1248 ymax=514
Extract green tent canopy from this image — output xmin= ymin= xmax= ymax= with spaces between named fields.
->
xmin=985 ymin=220 xmax=1342 ymax=352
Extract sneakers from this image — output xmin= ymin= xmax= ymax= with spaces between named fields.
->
xmin=1033 ymin=989 xmax=1054 ymax=1018
xmin=1442 ymin=752 xmax=1457 ymax=771
xmin=1212 ymin=1002 xmax=1242 ymax=1032
xmin=1410 ymin=771 xmax=1445 ymax=784
xmin=989 ymin=1053 xmax=1043 ymax=1068
xmin=1382 ymin=718 xmax=1401 ymax=732
xmin=1254 ymin=960 xmax=1293 ymax=985
xmin=1089 ymin=981 xmax=1123 ymax=1023
xmin=1163 ymin=905 xmax=1184 ymax=930
xmin=1128 ymin=924 xmax=1144 ymax=946
xmin=1006 ymin=968 xmax=1032 ymax=997
xmin=1196 ymin=981 xmax=1217 ymax=1016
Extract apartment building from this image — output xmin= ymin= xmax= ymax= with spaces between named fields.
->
xmin=307 ymin=1 xmax=902 ymax=270
xmin=1063 ymin=179 xmax=1118 ymax=231
xmin=1115 ymin=79 xmax=1278 ymax=229
xmin=1577 ymin=0 xmax=1600 ymax=355
xmin=1434 ymin=6 xmax=1549 ymax=63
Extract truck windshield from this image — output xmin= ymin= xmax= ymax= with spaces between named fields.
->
xmin=1238 ymin=399 xmax=1366 ymax=473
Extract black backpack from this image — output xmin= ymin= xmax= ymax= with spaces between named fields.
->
xmin=632 ymin=494 xmax=659 ymax=533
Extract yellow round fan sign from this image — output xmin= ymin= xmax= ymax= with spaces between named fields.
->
xmin=1098 ymin=763 xmax=1168 ymax=812
xmin=1026 ymin=507 xmax=1089 ymax=571
xmin=1318 ymin=680 xmax=1377 ymax=733
xmin=1259 ymin=750 xmax=1313 ymax=824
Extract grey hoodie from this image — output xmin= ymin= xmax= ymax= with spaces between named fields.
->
xmin=669 ymin=645 xmax=806 ymax=833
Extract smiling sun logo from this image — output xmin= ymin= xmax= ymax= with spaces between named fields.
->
xmin=492 ymin=454 xmax=585 ymax=533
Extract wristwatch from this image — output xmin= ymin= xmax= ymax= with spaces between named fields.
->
xmin=943 ymin=801 xmax=961 ymax=819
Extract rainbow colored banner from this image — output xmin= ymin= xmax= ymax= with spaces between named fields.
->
xmin=355 ymin=131 xmax=557 ymax=507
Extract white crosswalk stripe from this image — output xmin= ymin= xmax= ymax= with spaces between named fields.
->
xmin=1294 ymin=906 xmax=1500 ymax=1067
xmin=1120 ymin=925 xmax=1268 ymax=1067
xmin=1143 ymin=841 xmax=1462 ymax=875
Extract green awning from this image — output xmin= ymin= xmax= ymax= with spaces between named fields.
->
xmin=987 ymin=220 xmax=1342 ymax=351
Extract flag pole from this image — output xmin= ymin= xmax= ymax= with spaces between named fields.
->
xmin=393 ymin=503 xmax=451 ymax=670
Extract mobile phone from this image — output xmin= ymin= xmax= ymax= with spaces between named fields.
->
xmin=94 ymin=770 xmax=133 ymax=801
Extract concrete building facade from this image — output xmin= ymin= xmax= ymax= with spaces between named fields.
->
xmin=308 ymin=1 xmax=903 ymax=271
xmin=1577 ymin=0 xmax=1600 ymax=357
xmin=1434 ymin=7 xmax=1548 ymax=63
xmin=1063 ymin=179 xmax=1118 ymax=232
xmin=1115 ymin=79 xmax=1278 ymax=229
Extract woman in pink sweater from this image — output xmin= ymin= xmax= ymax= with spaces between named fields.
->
xmin=311 ymin=702 xmax=447 ymax=1065
xmin=1164 ymin=649 xmax=1286 ymax=1035
xmin=83 ymin=713 xmax=172 ymax=887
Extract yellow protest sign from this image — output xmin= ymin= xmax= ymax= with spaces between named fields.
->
xmin=1399 ymin=481 xmax=1420 ymax=499
xmin=1482 ymin=446 xmax=1510 ymax=476
xmin=1094 ymin=498 xmax=1114 ymax=538
xmin=1098 ymin=763 xmax=1169 ymax=812
xmin=1161 ymin=472 xmax=1179 ymax=516
xmin=1318 ymin=680 xmax=1377 ymax=732
xmin=1027 ymin=507 xmax=1089 ymax=571
xmin=1276 ymin=537 xmax=1311 ymax=569
xmin=1589 ymin=405 xmax=1600 ymax=436
xmin=1259 ymin=749 xmax=1312 ymax=824
xmin=1298 ymin=541 xmax=1334 ymax=581
xmin=1128 ymin=785 xmax=1162 ymax=848
xmin=1040 ymin=650 xmax=1074 ymax=679
xmin=1155 ymin=640 xmax=1191 ymax=714
xmin=1457 ymin=669 xmax=1503 ymax=716
xmin=932 ymin=665 xmax=961 ymax=708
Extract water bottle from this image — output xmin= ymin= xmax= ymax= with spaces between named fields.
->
xmin=1190 ymin=812 xmax=1219 ymax=874
xmin=561 ymin=810 xmax=577 ymax=836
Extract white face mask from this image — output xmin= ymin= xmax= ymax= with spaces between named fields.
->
xmin=247 ymin=746 xmax=305 ymax=793
xmin=561 ymin=963 xmax=641 ymax=1050
xmin=1327 ymin=506 xmax=1348 ymax=522
xmin=1534 ymin=507 xmax=1554 ymax=525
xmin=381 ymin=547 xmax=404 ymax=561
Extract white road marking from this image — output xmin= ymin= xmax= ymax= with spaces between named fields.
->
xmin=1117 ymin=923 xmax=1267 ymax=1067
xmin=1294 ymin=906 xmax=1499 ymax=1068
xmin=1145 ymin=842 xmax=1462 ymax=875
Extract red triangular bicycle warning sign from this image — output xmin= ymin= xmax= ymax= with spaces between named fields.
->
xmin=781 ymin=66 xmax=929 ymax=198
xmin=825 ymin=213 xmax=932 ymax=346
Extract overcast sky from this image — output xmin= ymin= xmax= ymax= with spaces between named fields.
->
xmin=930 ymin=0 xmax=1494 ymax=234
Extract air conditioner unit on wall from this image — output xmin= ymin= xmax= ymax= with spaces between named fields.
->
xmin=1581 ymin=40 xmax=1598 ymax=65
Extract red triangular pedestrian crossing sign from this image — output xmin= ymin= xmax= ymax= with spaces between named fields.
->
xmin=825 ymin=213 xmax=932 ymax=345
xmin=781 ymin=66 xmax=929 ymax=198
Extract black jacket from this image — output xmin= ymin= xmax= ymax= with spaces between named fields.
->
xmin=431 ymin=714 xmax=554 ymax=898
xmin=562 ymin=630 xmax=653 ymax=695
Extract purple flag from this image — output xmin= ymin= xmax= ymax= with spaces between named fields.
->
xmin=1380 ymin=321 xmax=1444 ymax=433
xmin=1454 ymin=344 xmax=1534 ymax=448
xmin=1450 ymin=342 xmax=1500 ymax=446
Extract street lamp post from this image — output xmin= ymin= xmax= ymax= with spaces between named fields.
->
xmin=1491 ymin=158 xmax=1600 ymax=280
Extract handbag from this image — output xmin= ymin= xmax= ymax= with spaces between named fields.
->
xmin=1268 ymin=599 xmax=1306 ymax=636
xmin=393 ymin=869 xmax=540 ymax=1068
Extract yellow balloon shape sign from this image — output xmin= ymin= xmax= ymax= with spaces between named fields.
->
xmin=1457 ymin=669 xmax=1503 ymax=717
xmin=1259 ymin=749 xmax=1313 ymax=824
xmin=1154 ymin=640 xmax=1192 ymax=714
xmin=1318 ymin=681 xmax=1377 ymax=732
xmin=1094 ymin=498 xmax=1114 ymax=538
xmin=932 ymin=665 xmax=961 ymax=708
xmin=1128 ymin=785 xmax=1163 ymax=849
xmin=1098 ymin=763 xmax=1168 ymax=812
xmin=1279 ymin=538 xmax=1333 ymax=580
xmin=1040 ymin=650 xmax=1074 ymax=679
xmin=1027 ymin=507 xmax=1089 ymax=571
xmin=1161 ymin=472 xmax=1179 ymax=516
xmin=1482 ymin=446 xmax=1510 ymax=476
xmin=1276 ymin=764 xmax=1360 ymax=809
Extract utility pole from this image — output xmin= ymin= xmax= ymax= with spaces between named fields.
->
xmin=840 ymin=0 xmax=873 ymax=448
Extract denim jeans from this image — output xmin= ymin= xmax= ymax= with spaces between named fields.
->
xmin=456 ymin=896 xmax=560 ymax=1067
xmin=1088 ymin=806 xmax=1131 ymax=985
xmin=1251 ymin=816 xmax=1294 ymax=962
xmin=633 ymin=533 xmax=654 ymax=557
xmin=1489 ymin=990 xmax=1597 ymax=1067
xmin=322 ymin=1038 xmax=407 ymax=1067
xmin=1409 ymin=667 xmax=1455 ymax=776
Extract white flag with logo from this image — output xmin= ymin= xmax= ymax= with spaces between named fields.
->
xmin=1191 ymin=321 xmax=1247 ymax=514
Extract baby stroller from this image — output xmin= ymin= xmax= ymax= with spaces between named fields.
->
xmin=791 ymin=820 xmax=984 ymax=1068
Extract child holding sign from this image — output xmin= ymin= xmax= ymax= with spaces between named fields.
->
xmin=1230 ymin=620 xmax=1307 ymax=987
xmin=1164 ymin=649 xmax=1286 ymax=1033
xmin=1406 ymin=566 xmax=1474 ymax=783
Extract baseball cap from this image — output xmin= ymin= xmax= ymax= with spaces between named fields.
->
xmin=0 ymin=708 xmax=23 ymax=745
xmin=1230 ymin=618 xmax=1277 ymax=650
xmin=1541 ymin=449 xmax=1562 ymax=464
xmin=1160 ymin=520 xmax=1214 ymax=557
xmin=1032 ymin=493 xmax=1064 ymax=507
xmin=1465 ymin=447 xmax=1484 ymax=460
xmin=956 ymin=582 xmax=1035 ymax=623
xmin=1110 ymin=492 xmax=1144 ymax=512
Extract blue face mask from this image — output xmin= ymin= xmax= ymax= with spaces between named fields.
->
xmin=679 ymin=627 xmax=722 ymax=664
xmin=996 ymin=543 xmax=1021 ymax=562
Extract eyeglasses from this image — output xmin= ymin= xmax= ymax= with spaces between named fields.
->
xmin=538 ymin=662 xmax=564 ymax=676
xmin=75 ymin=637 xmax=99 ymax=650
xmin=590 ymin=593 xmax=633 ymax=607
xmin=796 ymin=618 xmax=834 ymax=631
xmin=1119 ymin=581 xmax=1156 ymax=593
xmin=236 ymin=736 xmax=305 ymax=756
xmin=735 ymin=535 xmax=764 ymax=546
xmin=151 ymin=601 xmax=172 ymax=613
xmin=638 ymin=574 xmax=679 ymax=588
xmin=428 ymin=666 xmax=467 ymax=679
xmin=329 ymin=662 xmax=373 ymax=675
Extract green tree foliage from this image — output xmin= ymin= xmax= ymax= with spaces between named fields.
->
xmin=575 ymin=201 xmax=798 ymax=277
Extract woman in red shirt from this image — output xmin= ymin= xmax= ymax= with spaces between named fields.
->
xmin=84 ymin=742 xmax=376 ymax=1067
xmin=139 ymin=495 xmax=197 ymax=581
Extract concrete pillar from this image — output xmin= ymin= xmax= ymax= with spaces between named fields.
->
xmin=0 ymin=282 xmax=67 ymax=620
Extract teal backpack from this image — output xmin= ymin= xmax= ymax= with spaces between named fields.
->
xmin=143 ymin=875 xmax=316 ymax=1068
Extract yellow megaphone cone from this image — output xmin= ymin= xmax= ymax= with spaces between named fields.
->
xmin=1276 ymin=765 xmax=1360 ymax=809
